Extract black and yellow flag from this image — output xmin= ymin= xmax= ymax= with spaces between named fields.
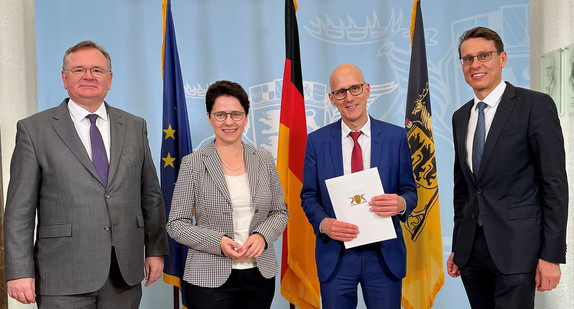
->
xmin=402 ymin=1 xmax=444 ymax=308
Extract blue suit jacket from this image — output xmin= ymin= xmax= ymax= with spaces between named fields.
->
xmin=301 ymin=117 xmax=417 ymax=282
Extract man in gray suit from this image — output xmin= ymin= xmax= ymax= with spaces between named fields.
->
xmin=3 ymin=40 xmax=169 ymax=308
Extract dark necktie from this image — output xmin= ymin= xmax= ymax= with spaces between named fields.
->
xmin=349 ymin=131 xmax=363 ymax=173
xmin=87 ymin=114 xmax=109 ymax=185
xmin=472 ymin=102 xmax=487 ymax=179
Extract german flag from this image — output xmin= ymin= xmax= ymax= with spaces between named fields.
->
xmin=278 ymin=1 xmax=320 ymax=308
xmin=402 ymin=1 xmax=444 ymax=308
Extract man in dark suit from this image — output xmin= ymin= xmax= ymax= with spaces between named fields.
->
xmin=447 ymin=27 xmax=568 ymax=309
xmin=301 ymin=63 xmax=417 ymax=308
xmin=3 ymin=40 xmax=169 ymax=308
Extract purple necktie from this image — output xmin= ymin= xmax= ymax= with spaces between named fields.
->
xmin=87 ymin=114 xmax=108 ymax=185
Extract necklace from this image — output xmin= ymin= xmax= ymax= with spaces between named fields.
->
xmin=220 ymin=150 xmax=244 ymax=171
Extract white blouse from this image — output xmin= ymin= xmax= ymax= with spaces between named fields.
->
xmin=225 ymin=173 xmax=256 ymax=269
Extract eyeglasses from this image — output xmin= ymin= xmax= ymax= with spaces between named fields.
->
xmin=211 ymin=111 xmax=245 ymax=122
xmin=64 ymin=67 xmax=110 ymax=77
xmin=459 ymin=51 xmax=500 ymax=66
xmin=331 ymin=83 xmax=365 ymax=100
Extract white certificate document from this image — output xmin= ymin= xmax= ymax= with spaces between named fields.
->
xmin=325 ymin=167 xmax=397 ymax=249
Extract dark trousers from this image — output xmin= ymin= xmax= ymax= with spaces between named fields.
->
xmin=460 ymin=226 xmax=535 ymax=309
xmin=320 ymin=244 xmax=401 ymax=309
xmin=37 ymin=248 xmax=142 ymax=309
xmin=184 ymin=268 xmax=275 ymax=309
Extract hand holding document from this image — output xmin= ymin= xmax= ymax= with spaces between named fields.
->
xmin=325 ymin=168 xmax=397 ymax=249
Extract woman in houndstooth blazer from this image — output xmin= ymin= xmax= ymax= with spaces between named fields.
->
xmin=167 ymin=80 xmax=288 ymax=309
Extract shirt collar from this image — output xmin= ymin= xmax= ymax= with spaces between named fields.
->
xmin=473 ymin=80 xmax=506 ymax=109
xmin=68 ymin=99 xmax=108 ymax=122
xmin=341 ymin=116 xmax=371 ymax=138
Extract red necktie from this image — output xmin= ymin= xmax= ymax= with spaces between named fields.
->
xmin=349 ymin=131 xmax=363 ymax=173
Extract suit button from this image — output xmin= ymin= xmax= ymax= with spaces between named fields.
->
xmin=104 ymin=226 xmax=111 ymax=231
xmin=472 ymin=214 xmax=477 ymax=220
xmin=477 ymin=189 xmax=482 ymax=194
xmin=105 ymin=194 xmax=111 ymax=199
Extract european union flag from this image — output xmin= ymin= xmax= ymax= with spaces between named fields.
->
xmin=161 ymin=0 xmax=192 ymax=306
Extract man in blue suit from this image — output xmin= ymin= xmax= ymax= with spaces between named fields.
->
xmin=301 ymin=63 xmax=417 ymax=308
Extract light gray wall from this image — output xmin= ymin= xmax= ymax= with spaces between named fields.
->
xmin=0 ymin=0 xmax=37 ymax=204
xmin=531 ymin=0 xmax=574 ymax=308
xmin=0 ymin=2 xmax=38 ymax=308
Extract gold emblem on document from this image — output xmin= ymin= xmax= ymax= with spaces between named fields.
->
xmin=349 ymin=194 xmax=367 ymax=206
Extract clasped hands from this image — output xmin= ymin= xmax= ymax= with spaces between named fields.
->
xmin=321 ymin=193 xmax=405 ymax=242
xmin=221 ymin=233 xmax=266 ymax=259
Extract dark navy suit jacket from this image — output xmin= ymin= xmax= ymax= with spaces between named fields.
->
xmin=451 ymin=82 xmax=568 ymax=274
xmin=301 ymin=117 xmax=417 ymax=282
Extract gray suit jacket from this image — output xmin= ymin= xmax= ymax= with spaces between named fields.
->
xmin=3 ymin=99 xmax=169 ymax=295
xmin=167 ymin=141 xmax=288 ymax=288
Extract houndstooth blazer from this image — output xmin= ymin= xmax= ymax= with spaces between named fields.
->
xmin=167 ymin=140 xmax=288 ymax=288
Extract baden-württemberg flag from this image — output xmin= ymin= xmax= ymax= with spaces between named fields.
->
xmin=402 ymin=0 xmax=444 ymax=308
xmin=278 ymin=1 xmax=320 ymax=309
xmin=161 ymin=0 xmax=192 ymax=307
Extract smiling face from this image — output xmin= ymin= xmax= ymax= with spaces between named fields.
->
xmin=62 ymin=47 xmax=112 ymax=112
xmin=328 ymin=64 xmax=370 ymax=130
xmin=460 ymin=38 xmax=507 ymax=100
xmin=208 ymin=95 xmax=247 ymax=146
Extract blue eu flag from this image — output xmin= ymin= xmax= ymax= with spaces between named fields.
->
xmin=161 ymin=0 xmax=192 ymax=306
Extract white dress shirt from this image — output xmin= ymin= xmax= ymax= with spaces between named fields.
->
xmin=67 ymin=100 xmax=111 ymax=162
xmin=466 ymin=81 xmax=506 ymax=173
xmin=341 ymin=117 xmax=371 ymax=175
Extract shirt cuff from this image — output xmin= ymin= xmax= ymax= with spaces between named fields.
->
xmin=398 ymin=196 xmax=407 ymax=215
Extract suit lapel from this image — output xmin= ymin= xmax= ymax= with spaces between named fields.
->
xmin=107 ymin=104 xmax=125 ymax=186
xmin=203 ymin=141 xmax=232 ymax=203
xmin=51 ymin=100 xmax=102 ymax=184
xmin=457 ymin=101 xmax=474 ymax=180
xmin=370 ymin=117 xmax=383 ymax=168
xmin=477 ymin=83 xmax=516 ymax=180
xmin=244 ymin=143 xmax=260 ymax=203
xmin=329 ymin=120 xmax=344 ymax=176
